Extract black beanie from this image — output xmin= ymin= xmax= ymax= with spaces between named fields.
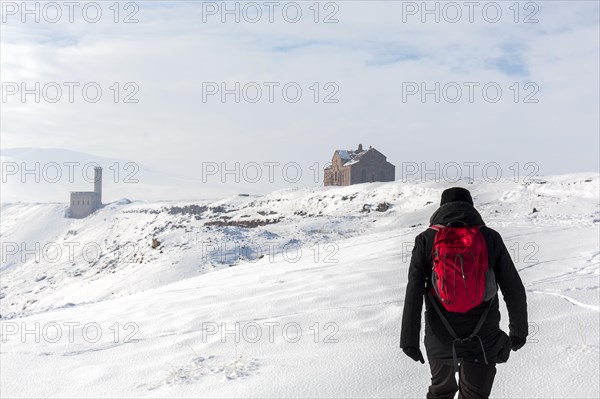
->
xmin=440 ymin=187 xmax=473 ymax=206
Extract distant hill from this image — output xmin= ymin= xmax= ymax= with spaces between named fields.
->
xmin=1 ymin=147 xmax=262 ymax=203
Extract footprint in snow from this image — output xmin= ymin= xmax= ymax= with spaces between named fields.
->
xmin=137 ymin=354 xmax=259 ymax=390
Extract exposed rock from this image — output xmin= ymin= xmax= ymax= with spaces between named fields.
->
xmin=166 ymin=204 xmax=208 ymax=216
xmin=376 ymin=202 xmax=390 ymax=212
xmin=257 ymin=210 xmax=278 ymax=216
xmin=204 ymin=217 xmax=283 ymax=228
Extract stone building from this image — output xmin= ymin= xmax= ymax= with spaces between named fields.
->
xmin=324 ymin=144 xmax=395 ymax=186
xmin=68 ymin=167 xmax=102 ymax=218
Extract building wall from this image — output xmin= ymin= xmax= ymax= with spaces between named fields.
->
xmin=324 ymin=149 xmax=395 ymax=186
xmin=68 ymin=167 xmax=103 ymax=218
xmin=69 ymin=192 xmax=100 ymax=218
xmin=349 ymin=150 xmax=395 ymax=184
xmin=324 ymin=152 xmax=353 ymax=186
xmin=324 ymin=168 xmax=334 ymax=186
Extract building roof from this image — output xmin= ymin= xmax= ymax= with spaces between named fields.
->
xmin=336 ymin=147 xmax=370 ymax=166
xmin=324 ymin=145 xmax=394 ymax=170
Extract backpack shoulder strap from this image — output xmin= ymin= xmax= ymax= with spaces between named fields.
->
xmin=427 ymin=291 xmax=495 ymax=372
xmin=429 ymin=224 xmax=445 ymax=231
xmin=427 ymin=291 xmax=458 ymax=339
xmin=468 ymin=295 xmax=495 ymax=339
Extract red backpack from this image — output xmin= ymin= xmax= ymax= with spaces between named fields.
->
xmin=429 ymin=223 xmax=495 ymax=313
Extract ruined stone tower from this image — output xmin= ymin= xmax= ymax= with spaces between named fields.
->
xmin=93 ymin=166 xmax=102 ymax=204
xmin=68 ymin=166 xmax=103 ymax=218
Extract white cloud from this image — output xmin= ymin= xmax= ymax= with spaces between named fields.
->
xmin=1 ymin=1 xmax=598 ymax=200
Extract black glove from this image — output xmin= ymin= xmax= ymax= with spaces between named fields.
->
xmin=510 ymin=335 xmax=526 ymax=351
xmin=402 ymin=347 xmax=425 ymax=364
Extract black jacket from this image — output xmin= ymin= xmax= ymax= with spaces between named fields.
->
xmin=400 ymin=201 xmax=528 ymax=362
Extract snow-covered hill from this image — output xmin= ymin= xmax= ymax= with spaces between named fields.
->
xmin=1 ymin=173 xmax=599 ymax=397
xmin=0 ymin=147 xmax=262 ymax=203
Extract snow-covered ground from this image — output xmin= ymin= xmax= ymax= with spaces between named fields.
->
xmin=1 ymin=174 xmax=599 ymax=397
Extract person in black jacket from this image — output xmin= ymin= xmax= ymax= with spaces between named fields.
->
xmin=400 ymin=187 xmax=528 ymax=399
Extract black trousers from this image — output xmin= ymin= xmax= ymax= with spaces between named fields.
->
xmin=426 ymin=359 xmax=497 ymax=399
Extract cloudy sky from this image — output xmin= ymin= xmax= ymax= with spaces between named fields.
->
xmin=1 ymin=0 xmax=599 ymax=196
